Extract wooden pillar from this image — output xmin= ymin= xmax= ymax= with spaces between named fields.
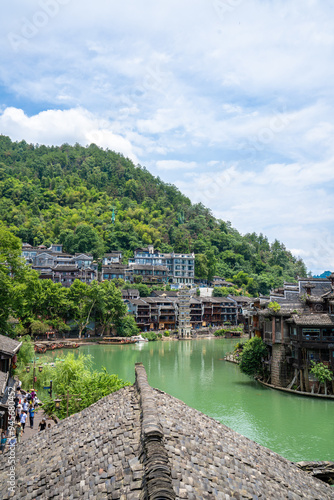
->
xmin=272 ymin=318 xmax=276 ymax=343
xmin=299 ymin=369 xmax=304 ymax=392
xmin=304 ymin=365 xmax=310 ymax=393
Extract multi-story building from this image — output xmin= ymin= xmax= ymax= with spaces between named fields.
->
xmin=102 ymin=252 xmax=122 ymax=265
xmin=250 ymin=275 xmax=334 ymax=392
xmin=128 ymin=246 xmax=195 ymax=285
xmin=102 ymin=264 xmax=128 ymax=282
xmin=22 ymin=243 xmax=98 ymax=285
xmin=124 ymin=294 xmax=238 ymax=332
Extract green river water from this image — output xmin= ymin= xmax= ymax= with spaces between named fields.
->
xmin=47 ymin=338 xmax=334 ymax=463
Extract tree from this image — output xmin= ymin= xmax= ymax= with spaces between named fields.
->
xmin=310 ymin=361 xmax=333 ymax=395
xmin=63 ymin=224 xmax=105 ymax=259
xmin=195 ymin=254 xmax=208 ymax=279
xmin=115 ymin=315 xmax=140 ymax=337
xmin=239 ymin=337 xmax=268 ymax=377
xmin=206 ymin=248 xmax=217 ymax=282
xmin=0 ymin=227 xmax=29 ymax=334
xmin=95 ymin=280 xmax=127 ymax=336
xmin=67 ymin=280 xmax=101 ymax=338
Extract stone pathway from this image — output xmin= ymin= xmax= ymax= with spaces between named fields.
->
xmin=20 ymin=406 xmax=56 ymax=443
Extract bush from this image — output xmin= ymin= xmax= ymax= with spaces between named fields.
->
xmin=214 ymin=328 xmax=228 ymax=337
xmin=141 ymin=332 xmax=158 ymax=341
xmin=42 ymin=353 xmax=129 ymax=419
xmin=239 ymin=337 xmax=268 ymax=377
xmin=163 ymin=331 xmax=170 ymax=337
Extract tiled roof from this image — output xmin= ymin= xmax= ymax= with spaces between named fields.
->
xmin=0 ymin=334 xmax=22 ymax=357
xmin=288 ymin=314 xmax=334 ymax=326
xmin=0 ymin=364 xmax=332 ymax=499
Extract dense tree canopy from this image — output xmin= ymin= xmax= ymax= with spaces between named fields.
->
xmin=0 ymin=136 xmax=308 ymax=298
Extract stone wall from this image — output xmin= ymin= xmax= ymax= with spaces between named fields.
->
xmin=271 ymin=344 xmax=288 ymax=387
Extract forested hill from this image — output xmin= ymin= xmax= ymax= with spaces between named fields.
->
xmin=0 ymin=135 xmax=307 ymax=294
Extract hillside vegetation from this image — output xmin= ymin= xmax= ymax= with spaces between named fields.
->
xmin=0 ymin=135 xmax=307 ymax=295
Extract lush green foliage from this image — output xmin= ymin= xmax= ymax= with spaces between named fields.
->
xmin=115 ymin=315 xmax=140 ymax=337
xmin=16 ymin=335 xmax=35 ymax=368
xmin=268 ymin=301 xmax=281 ymax=313
xmin=212 ymin=286 xmax=242 ymax=297
xmin=39 ymin=353 xmax=129 ymax=419
xmin=0 ymin=136 xmax=307 ymax=295
xmin=310 ymin=362 xmax=333 ymax=384
xmin=239 ymin=337 xmax=268 ymax=377
xmin=141 ymin=332 xmax=159 ymax=341
xmin=214 ymin=326 xmax=243 ymax=337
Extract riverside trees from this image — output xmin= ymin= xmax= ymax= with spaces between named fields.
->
xmin=0 ymin=227 xmax=134 ymax=338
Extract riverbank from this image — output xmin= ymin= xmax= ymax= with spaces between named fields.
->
xmin=256 ymin=378 xmax=334 ymax=400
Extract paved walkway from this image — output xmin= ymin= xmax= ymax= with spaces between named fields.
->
xmin=20 ymin=406 xmax=56 ymax=443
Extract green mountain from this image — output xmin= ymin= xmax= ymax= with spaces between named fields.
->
xmin=0 ymin=135 xmax=307 ymax=294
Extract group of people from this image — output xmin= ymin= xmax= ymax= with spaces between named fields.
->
xmin=0 ymin=385 xmax=50 ymax=454
xmin=15 ymin=388 xmax=39 ymax=433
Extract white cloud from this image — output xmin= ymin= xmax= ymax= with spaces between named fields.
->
xmin=156 ymin=160 xmax=197 ymax=171
xmin=0 ymin=107 xmax=139 ymax=162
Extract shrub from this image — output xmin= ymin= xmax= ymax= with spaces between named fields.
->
xmin=239 ymin=337 xmax=268 ymax=377
xmin=142 ymin=332 xmax=158 ymax=341
xmin=42 ymin=353 xmax=129 ymax=419
xmin=268 ymin=301 xmax=281 ymax=313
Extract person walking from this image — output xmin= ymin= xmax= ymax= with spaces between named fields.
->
xmin=15 ymin=423 xmax=22 ymax=444
xmin=22 ymin=398 xmax=29 ymax=412
xmin=20 ymin=411 xmax=27 ymax=432
xmin=28 ymin=406 xmax=35 ymax=429
xmin=16 ymin=401 xmax=22 ymax=423
xmin=0 ymin=432 xmax=7 ymax=454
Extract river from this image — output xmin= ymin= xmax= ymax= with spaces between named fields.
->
xmin=46 ymin=338 xmax=334 ymax=462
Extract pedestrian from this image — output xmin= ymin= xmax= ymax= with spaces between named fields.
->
xmin=16 ymin=401 xmax=22 ymax=422
xmin=0 ymin=432 xmax=7 ymax=454
xmin=15 ymin=423 xmax=22 ymax=444
xmin=22 ymin=398 xmax=29 ymax=412
xmin=28 ymin=406 xmax=35 ymax=429
xmin=39 ymin=418 xmax=46 ymax=431
xmin=20 ymin=411 xmax=27 ymax=432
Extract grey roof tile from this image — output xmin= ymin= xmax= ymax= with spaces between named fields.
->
xmin=0 ymin=366 xmax=333 ymax=499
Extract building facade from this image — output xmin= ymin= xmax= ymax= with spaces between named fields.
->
xmin=128 ymin=246 xmax=195 ymax=285
xmin=250 ymin=276 xmax=334 ymax=391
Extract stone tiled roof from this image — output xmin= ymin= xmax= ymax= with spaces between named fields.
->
xmin=0 ymin=334 xmax=22 ymax=357
xmin=0 ymin=364 xmax=333 ymax=500
xmin=288 ymin=314 xmax=334 ymax=326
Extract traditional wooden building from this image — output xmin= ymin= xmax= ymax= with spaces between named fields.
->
xmin=0 ymin=335 xmax=22 ymax=431
xmin=250 ymin=276 xmax=334 ymax=391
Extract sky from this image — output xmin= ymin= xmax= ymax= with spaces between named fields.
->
xmin=1 ymin=0 xmax=334 ymax=275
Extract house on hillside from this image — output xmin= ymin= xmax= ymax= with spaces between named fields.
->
xmin=129 ymin=246 xmax=195 ymax=285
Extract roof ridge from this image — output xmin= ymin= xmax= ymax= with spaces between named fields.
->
xmin=135 ymin=363 xmax=175 ymax=499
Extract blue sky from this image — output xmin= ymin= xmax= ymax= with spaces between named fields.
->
xmin=1 ymin=0 xmax=334 ymax=275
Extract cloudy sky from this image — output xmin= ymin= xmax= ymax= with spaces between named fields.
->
xmin=1 ymin=0 xmax=334 ymax=275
